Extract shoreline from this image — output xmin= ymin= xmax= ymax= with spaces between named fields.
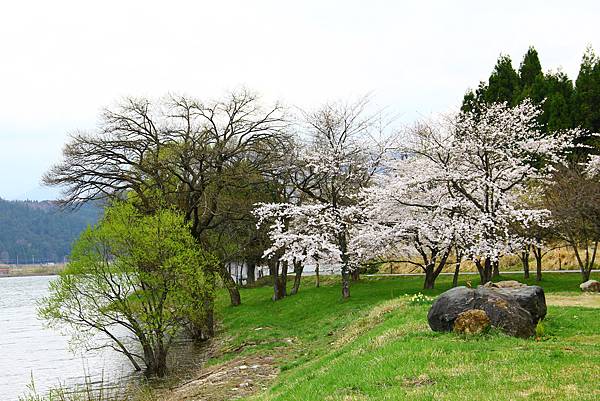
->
xmin=0 ymin=264 xmax=66 ymax=278
xmin=0 ymin=266 xmax=592 ymax=279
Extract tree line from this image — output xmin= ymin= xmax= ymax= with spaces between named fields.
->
xmin=40 ymin=47 xmax=600 ymax=377
xmin=0 ymin=199 xmax=100 ymax=264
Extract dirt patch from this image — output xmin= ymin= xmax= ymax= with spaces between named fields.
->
xmin=546 ymin=293 xmax=600 ymax=308
xmin=163 ymin=355 xmax=278 ymax=401
xmin=401 ymin=374 xmax=436 ymax=387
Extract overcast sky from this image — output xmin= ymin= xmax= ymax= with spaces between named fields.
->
xmin=1 ymin=0 xmax=598 ymax=200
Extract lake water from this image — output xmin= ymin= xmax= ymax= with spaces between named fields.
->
xmin=0 ymin=276 xmax=135 ymax=401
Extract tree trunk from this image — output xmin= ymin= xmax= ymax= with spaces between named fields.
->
xmin=424 ymin=267 xmax=436 ymax=289
xmin=290 ymin=259 xmax=304 ymax=295
xmin=533 ymin=246 xmax=543 ymax=282
xmin=271 ymin=260 xmax=283 ymax=301
xmin=315 ymin=262 xmax=320 ymax=288
xmin=272 ymin=259 xmax=288 ymax=301
xmin=452 ymin=260 xmax=460 ymax=287
xmin=218 ymin=264 xmax=241 ymax=306
xmin=520 ymin=248 xmax=530 ymax=279
xmin=147 ymin=346 xmax=168 ymax=377
xmin=351 ymin=267 xmax=360 ymax=281
xmin=492 ymin=260 xmax=500 ymax=279
xmin=339 ymin=233 xmax=351 ymax=298
xmin=341 ymin=267 xmax=350 ymax=298
xmin=582 ymin=268 xmax=592 ymax=282
xmin=476 ymin=257 xmax=493 ymax=284
xmin=246 ymin=261 xmax=256 ymax=286
xmin=452 ymin=248 xmax=463 ymax=287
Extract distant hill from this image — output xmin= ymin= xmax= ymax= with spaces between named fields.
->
xmin=0 ymin=199 xmax=102 ymax=264
xmin=12 ymin=185 xmax=61 ymax=201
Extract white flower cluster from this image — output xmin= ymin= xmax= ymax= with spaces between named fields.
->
xmin=254 ymin=100 xmax=594 ymax=278
xmin=406 ymin=292 xmax=434 ymax=305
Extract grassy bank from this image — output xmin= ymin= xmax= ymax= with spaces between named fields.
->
xmin=23 ymin=273 xmax=600 ymax=400
xmin=162 ymin=272 xmax=599 ymax=401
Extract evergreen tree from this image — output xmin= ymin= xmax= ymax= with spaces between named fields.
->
xmin=461 ymin=81 xmax=488 ymax=114
xmin=574 ymin=46 xmax=600 ymax=135
xmin=485 ymin=55 xmax=520 ymax=105
xmin=519 ymin=47 xmax=543 ymax=89
xmin=544 ymin=71 xmax=574 ymax=131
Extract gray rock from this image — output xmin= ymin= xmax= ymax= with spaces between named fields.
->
xmin=427 ymin=285 xmax=546 ymax=338
xmin=493 ymin=285 xmax=547 ymax=324
xmin=483 ymin=280 xmax=526 ymax=288
xmin=580 ymin=280 xmax=600 ymax=292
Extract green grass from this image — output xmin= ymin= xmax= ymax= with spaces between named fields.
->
xmin=210 ymin=273 xmax=600 ymax=401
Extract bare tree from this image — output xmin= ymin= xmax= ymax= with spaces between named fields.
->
xmin=44 ymin=89 xmax=289 ymax=336
xmin=543 ymin=164 xmax=600 ymax=282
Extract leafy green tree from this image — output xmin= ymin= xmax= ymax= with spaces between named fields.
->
xmin=39 ymin=202 xmax=217 ymax=377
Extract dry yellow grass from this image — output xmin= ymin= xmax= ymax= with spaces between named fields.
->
xmin=546 ymin=293 xmax=600 ymax=308
xmin=379 ymin=246 xmax=593 ymax=274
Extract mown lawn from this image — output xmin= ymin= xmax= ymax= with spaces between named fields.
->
xmin=211 ymin=272 xmax=600 ymax=401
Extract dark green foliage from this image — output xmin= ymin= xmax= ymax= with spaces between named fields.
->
xmin=485 ymin=55 xmax=520 ymax=105
xmin=543 ymin=71 xmax=575 ymax=131
xmin=461 ymin=46 xmax=600 ymax=154
xmin=0 ymin=199 xmax=101 ymax=264
xmin=461 ymin=81 xmax=488 ymax=114
xmin=573 ymin=47 xmax=600 ymax=149
xmin=519 ymin=47 xmax=543 ymax=89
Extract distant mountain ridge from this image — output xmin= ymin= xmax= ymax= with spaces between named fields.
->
xmin=0 ymin=199 xmax=102 ymax=264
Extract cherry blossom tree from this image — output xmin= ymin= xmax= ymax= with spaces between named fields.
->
xmin=254 ymin=98 xmax=392 ymax=298
xmin=408 ymin=100 xmax=578 ymax=283
xmin=355 ymin=100 xmax=579 ymax=286
xmin=352 ymin=153 xmax=462 ymax=289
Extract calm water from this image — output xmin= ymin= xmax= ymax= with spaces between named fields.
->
xmin=0 ymin=276 xmax=135 ymax=401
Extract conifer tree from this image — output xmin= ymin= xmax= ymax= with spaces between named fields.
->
xmin=485 ymin=55 xmax=520 ymax=105
xmin=519 ymin=47 xmax=543 ymax=89
xmin=574 ymin=47 xmax=600 ymax=136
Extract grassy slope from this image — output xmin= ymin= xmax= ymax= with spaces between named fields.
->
xmin=213 ymin=273 xmax=600 ymax=401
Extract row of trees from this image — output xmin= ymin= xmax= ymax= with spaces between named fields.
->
xmin=462 ymin=46 xmax=600 ymax=139
xmin=42 ymin=48 xmax=600 ymax=377
xmin=460 ymin=46 xmax=600 ymax=280
xmin=259 ymin=100 xmax=591 ymax=292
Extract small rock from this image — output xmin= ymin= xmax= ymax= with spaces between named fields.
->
xmin=484 ymin=280 xmax=526 ymax=288
xmin=453 ymin=309 xmax=490 ymax=334
xmin=580 ymin=280 xmax=600 ymax=292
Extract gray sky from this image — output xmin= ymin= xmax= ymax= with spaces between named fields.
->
xmin=1 ymin=0 xmax=598 ymax=200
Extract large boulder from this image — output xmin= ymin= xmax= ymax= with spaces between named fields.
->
xmin=580 ymin=280 xmax=600 ymax=292
xmin=427 ymin=285 xmax=547 ymax=338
